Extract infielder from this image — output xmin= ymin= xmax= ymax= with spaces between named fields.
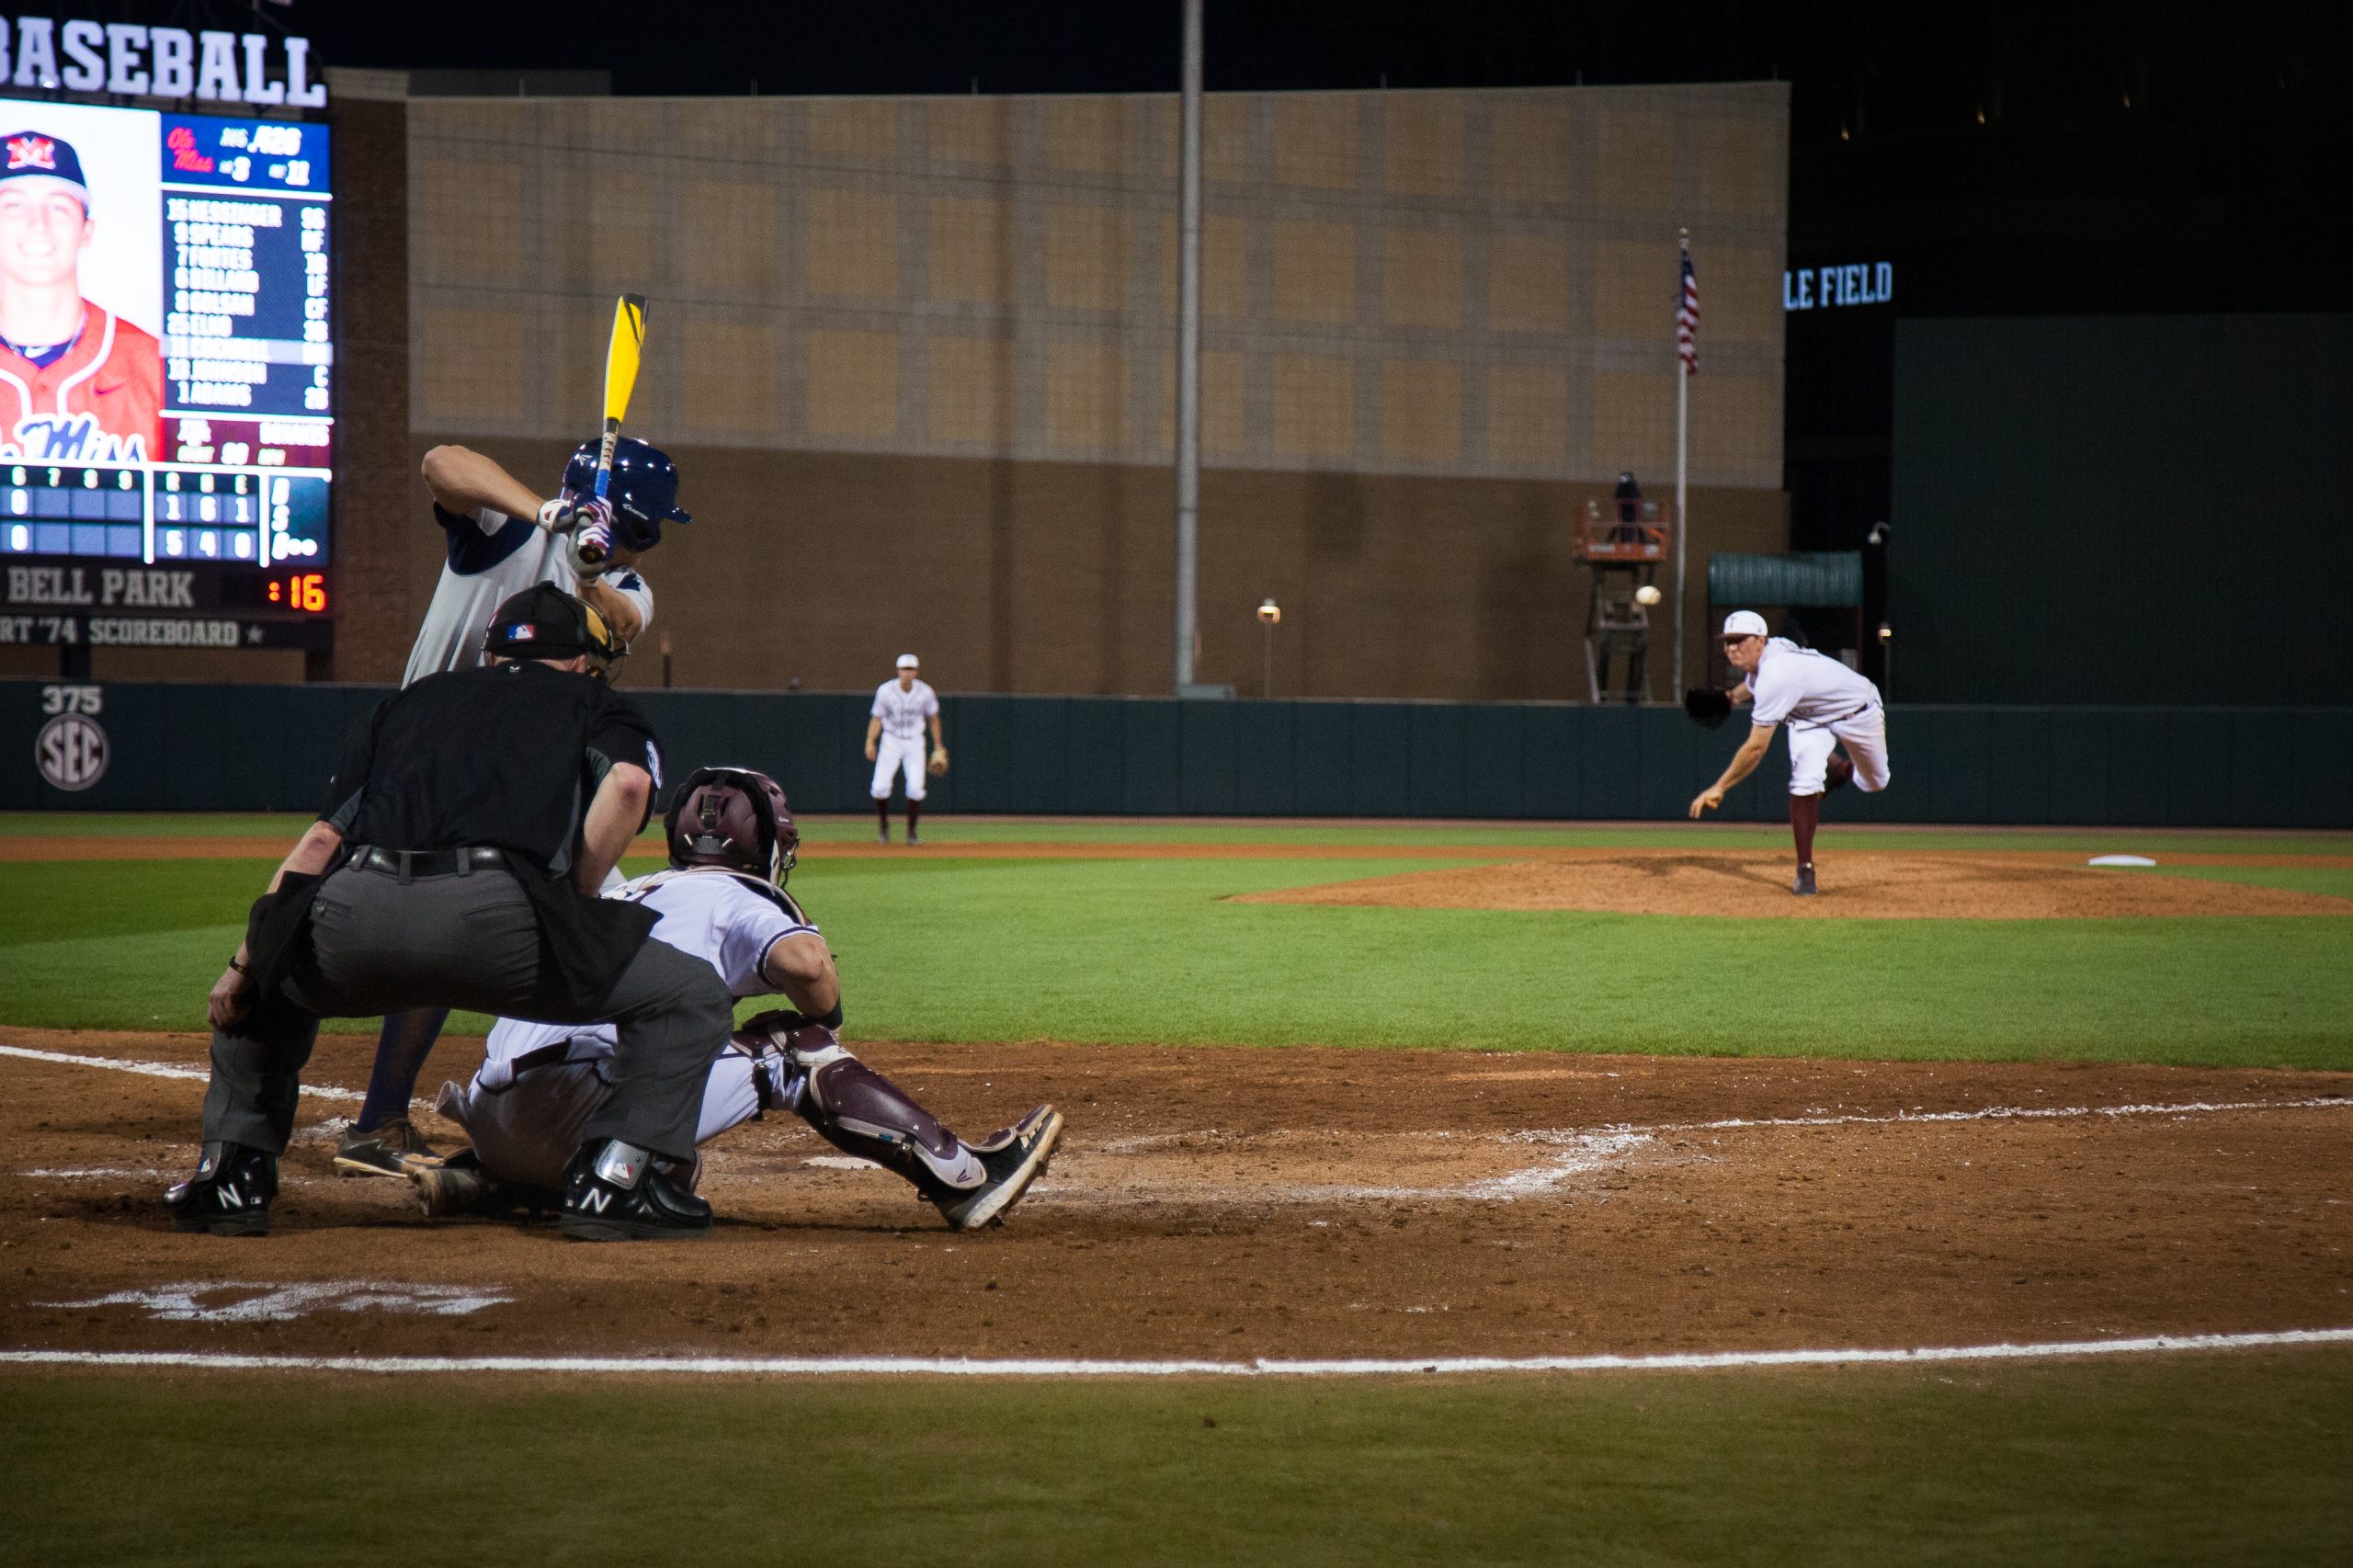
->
xmin=866 ymin=653 xmax=946 ymax=845
xmin=335 ymin=437 xmax=691 ymax=1181
xmin=1687 ymin=610 xmax=1892 ymax=895
xmin=416 ymin=767 xmax=1063 ymax=1232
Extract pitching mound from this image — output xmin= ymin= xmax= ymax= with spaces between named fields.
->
xmin=1239 ymin=851 xmax=2353 ymax=919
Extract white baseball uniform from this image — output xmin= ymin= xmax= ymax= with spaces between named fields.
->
xmin=402 ymin=504 xmax=654 ymax=687
xmin=870 ymin=677 xmax=939 ymax=801
xmin=1747 ymin=638 xmax=1892 ymax=796
xmin=449 ymin=867 xmax=818 ymax=1188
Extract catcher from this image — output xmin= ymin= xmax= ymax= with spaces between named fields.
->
xmin=417 ymin=766 xmax=1063 ymax=1233
xmin=1684 ymin=610 xmax=1892 ymax=895
xmin=865 ymin=653 xmax=948 ymax=845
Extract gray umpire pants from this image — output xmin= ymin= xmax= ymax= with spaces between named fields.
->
xmin=200 ymin=862 xmax=732 ymax=1163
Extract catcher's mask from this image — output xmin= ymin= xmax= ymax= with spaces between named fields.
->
xmin=481 ymin=584 xmax=622 ymax=680
xmin=665 ymin=766 xmax=798 ymax=887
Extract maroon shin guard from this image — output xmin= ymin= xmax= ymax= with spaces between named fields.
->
xmin=1790 ymin=791 xmax=1821 ymax=868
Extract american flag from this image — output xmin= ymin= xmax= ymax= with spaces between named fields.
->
xmin=1676 ymin=240 xmax=1699 ymax=375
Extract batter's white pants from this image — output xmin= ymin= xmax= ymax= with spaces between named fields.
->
xmin=870 ymin=733 xmax=928 ymax=801
xmin=1786 ymin=705 xmax=1892 ymax=796
xmin=447 ymin=1049 xmax=783 ymax=1192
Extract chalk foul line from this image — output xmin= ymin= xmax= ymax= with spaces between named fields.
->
xmin=0 ymin=1042 xmax=361 ymax=1102
xmin=2 ymin=1327 xmax=2349 ymax=1381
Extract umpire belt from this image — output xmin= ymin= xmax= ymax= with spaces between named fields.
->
xmin=351 ymin=846 xmax=509 ymax=883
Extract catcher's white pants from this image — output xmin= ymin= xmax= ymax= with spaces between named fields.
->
xmin=1786 ymin=705 xmax=1891 ymax=796
xmin=871 ymin=733 xmax=928 ymax=801
xmin=450 ymin=1051 xmax=779 ymax=1191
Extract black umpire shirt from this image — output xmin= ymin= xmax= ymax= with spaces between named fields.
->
xmin=320 ymin=660 xmax=662 ymax=879
xmin=245 ymin=662 xmax=666 ymax=1000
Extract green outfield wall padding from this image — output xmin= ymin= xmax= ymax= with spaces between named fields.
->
xmin=6 ymin=680 xmax=2348 ymax=827
xmin=1707 ymin=551 xmax=1864 ymax=608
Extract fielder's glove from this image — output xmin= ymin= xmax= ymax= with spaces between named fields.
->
xmin=1683 ymin=687 xmax=1733 ymax=730
xmin=926 ymin=746 xmax=949 ymax=777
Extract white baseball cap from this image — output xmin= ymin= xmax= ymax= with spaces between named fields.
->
xmin=1720 ymin=610 xmax=1768 ymax=639
xmin=895 ymin=653 xmax=919 ymax=668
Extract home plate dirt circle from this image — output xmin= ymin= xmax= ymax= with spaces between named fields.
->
xmin=1239 ymin=851 xmax=2353 ymax=918
xmin=5 ymin=1031 xmax=2351 ymax=1369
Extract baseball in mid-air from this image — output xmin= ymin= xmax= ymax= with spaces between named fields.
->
xmin=1634 ymin=584 xmax=1664 ymax=607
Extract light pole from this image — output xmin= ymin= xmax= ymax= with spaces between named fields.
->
xmin=1257 ymin=598 xmax=1280 ymax=697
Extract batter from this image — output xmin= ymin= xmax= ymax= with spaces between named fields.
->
xmin=336 ymin=437 xmax=691 ymax=1181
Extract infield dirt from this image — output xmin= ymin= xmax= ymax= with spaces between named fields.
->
xmin=1241 ymin=851 xmax=2353 ymax=918
xmin=5 ymin=1028 xmax=2348 ymax=1368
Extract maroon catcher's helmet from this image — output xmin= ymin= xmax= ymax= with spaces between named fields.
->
xmin=665 ymin=767 xmax=799 ymax=886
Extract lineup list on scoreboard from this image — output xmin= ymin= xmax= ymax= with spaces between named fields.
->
xmin=161 ymin=114 xmax=333 ymax=473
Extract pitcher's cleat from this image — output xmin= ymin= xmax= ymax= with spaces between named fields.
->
xmin=165 ymin=1142 xmax=278 ymax=1236
xmin=934 ymin=1106 xmax=1064 ymax=1231
xmin=335 ymin=1117 xmax=446 ymax=1178
xmin=1792 ymin=864 xmax=1818 ymax=896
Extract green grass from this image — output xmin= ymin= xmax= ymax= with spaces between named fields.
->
xmin=4 ymin=847 xmax=2350 ymax=1066
xmin=7 ymin=810 xmax=2348 ymax=854
xmin=5 ymin=1353 xmax=2348 ymax=1566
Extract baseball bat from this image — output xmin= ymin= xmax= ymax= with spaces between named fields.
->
xmin=574 ymin=292 xmax=647 ymax=567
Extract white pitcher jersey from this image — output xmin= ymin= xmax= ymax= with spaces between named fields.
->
xmin=478 ymin=869 xmax=818 ymax=1087
xmin=1747 ymin=638 xmax=1883 ymax=728
xmin=402 ymin=504 xmax=654 ymax=687
xmin=870 ymin=678 xmax=938 ymax=740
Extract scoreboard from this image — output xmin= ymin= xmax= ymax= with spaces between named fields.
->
xmin=0 ymin=92 xmax=333 ymax=646
xmin=6 ymin=462 xmax=327 ymax=566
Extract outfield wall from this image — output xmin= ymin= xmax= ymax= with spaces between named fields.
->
xmin=10 ymin=683 xmax=2347 ymax=828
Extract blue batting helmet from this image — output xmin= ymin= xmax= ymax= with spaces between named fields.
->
xmin=561 ymin=437 xmax=692 ymax=551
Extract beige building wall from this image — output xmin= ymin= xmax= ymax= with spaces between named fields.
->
xmin=407 ymin=83 xmax=1786 ymax=487
xmin=383 ymin=83 xmax=1789 ymax=699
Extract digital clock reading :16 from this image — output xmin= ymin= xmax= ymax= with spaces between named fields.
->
xmin=267 ymin=574 xmax=327 ymax=612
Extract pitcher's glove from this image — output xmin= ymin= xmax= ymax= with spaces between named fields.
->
xmin=926 ymin=746 xmax=949 ymax=777
xmin=1683 ymin=687 xmax=1733 ymax=730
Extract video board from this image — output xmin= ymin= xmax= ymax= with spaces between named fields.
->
xmin=0 ymin=93 xmax=330 ymax=591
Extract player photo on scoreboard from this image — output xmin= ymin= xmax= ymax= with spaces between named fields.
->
xmin=0 ymin=97 xmax=165 ymax=465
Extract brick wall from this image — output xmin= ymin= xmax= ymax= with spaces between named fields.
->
xmin=328 ymin=97 xmax=414 ymax=683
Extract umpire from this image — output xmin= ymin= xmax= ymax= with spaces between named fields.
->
xmin=165 ymin=585 xmax=731 ymax=1242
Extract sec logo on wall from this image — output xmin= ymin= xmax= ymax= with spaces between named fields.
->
xmin=37 ymin=713 xmax=109 ymax=791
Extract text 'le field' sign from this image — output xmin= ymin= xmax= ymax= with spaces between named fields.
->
xmin=1785 ymin=263 xmax=1893 ymax=312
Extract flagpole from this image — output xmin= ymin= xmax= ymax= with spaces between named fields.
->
xmin=1673 ymin=227 xmax=1689 ymax=697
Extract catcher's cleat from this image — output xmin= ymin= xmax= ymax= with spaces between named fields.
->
xmin=1792 ymin=864 xmax=1818 ymax=896
xmin=906 ymin=832 xmax=923 ymax=846
xmin=877 ymin=828 xmax=891 ymax=846
xmin=413 ymin=1152 xmax=557 ymax=1220
xmin=335 ymin=1117 xmax=446 ymax=1178
xmin=934 ymin=1106 xmax=1063 ymax=1232
xmin=558 ymin=1139 xmax=711 ymax=1242
xmin=413 ymin=1160 xmax=493 ymax=1218
xmin=165 ymin=1142 xmax=278 ymax=1236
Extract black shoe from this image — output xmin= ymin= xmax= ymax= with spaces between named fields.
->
xmin=934 ymin=1107 xmax=1064 ymax=1231
xmin=165 ymin=1142 xmax=278 ymax=1236
xmin=1792 ymin=864 xmax=1819 ymax=896
xmin=335 ymin=1117 xmax=445 ymax=1178
xmin=558 ymin=1140 xmax=712 ymax=1241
